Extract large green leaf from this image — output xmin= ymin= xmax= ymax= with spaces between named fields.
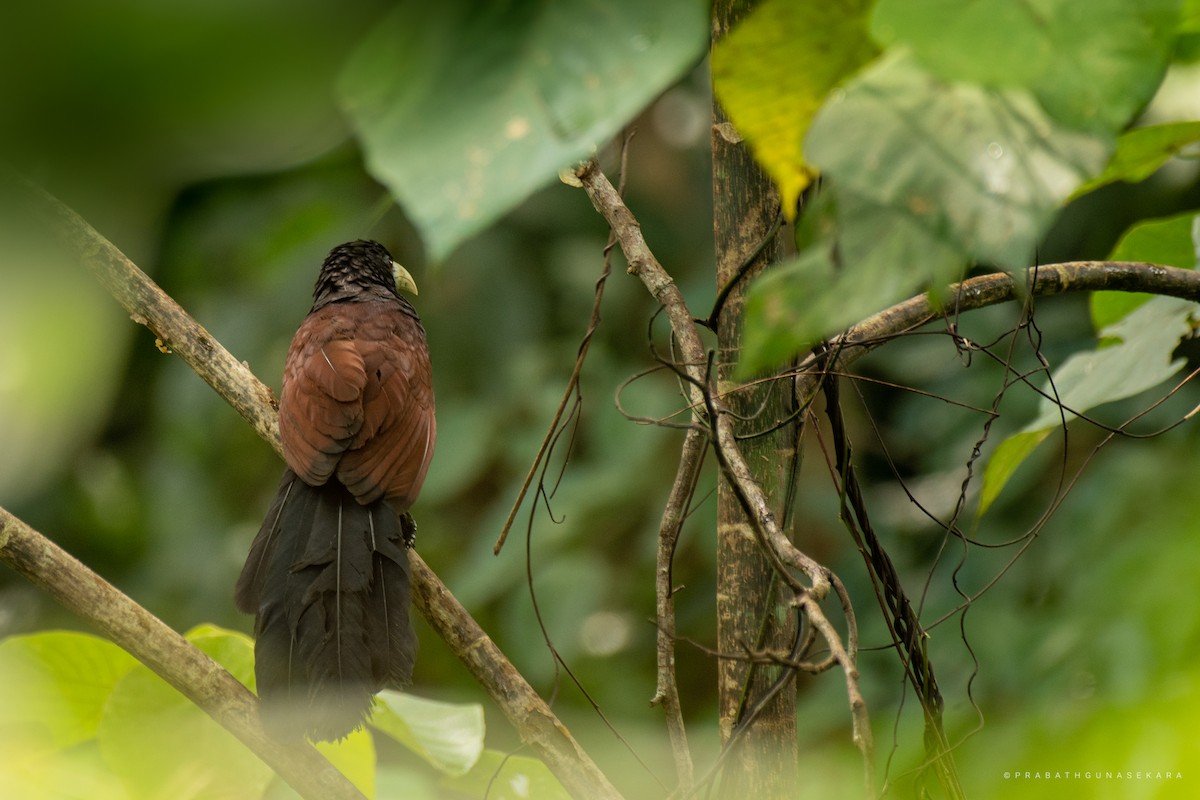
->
xmin=339 ymin=0 xmax=707 ymax=261
xmin=711 ymin=0 xmax=878 ymax=216
xmin=808 ymin=51 xmax=1111 ymax=271
xmin=97 ymin=628 xmax=274 ymax=800
xmin=742 ymin=52 xmax=1110 ymax=371
xmin=979 ymin=295 xmax=1197 ymax=513
xmin=0 ymin=631 xmax=137 ymax=749
xmin=872 ymin=0 xmax=1181 ymax=133
xmin=0 ymin=627 xmax=379 ymax=799
xmin=371 ymin=691 xmax=485 ymax=777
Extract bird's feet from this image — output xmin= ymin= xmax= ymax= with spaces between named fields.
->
xmin=400 ymin=512 xmax=418 ymax=549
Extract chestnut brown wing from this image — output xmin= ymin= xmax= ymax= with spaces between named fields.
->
xmin=335 ymin=313 xmax=435 ymax=508
xmin=278 ymin=301 xmax=435 ymax=509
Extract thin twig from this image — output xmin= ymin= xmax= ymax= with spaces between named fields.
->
xmin=652 ymin=426 xmax=706 ymax=793
xmin=495 ymin=134 xmax=637 ymax=556
xmin=491 ymin=253 xmax=608 ymax=554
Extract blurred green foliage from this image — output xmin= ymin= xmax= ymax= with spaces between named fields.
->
xmin=2 ymin=1 xmax=1200 ymax=799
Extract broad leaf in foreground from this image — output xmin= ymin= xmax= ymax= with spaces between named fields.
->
xmin=339 ymin=0 xmax=707 ymax=261
xmin=872 ymin=0 xmax=1181 ymax=133
xmin=371 ymin=691 xmax=485 ymax=777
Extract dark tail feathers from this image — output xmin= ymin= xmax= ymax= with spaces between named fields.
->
xmin=235 ymin=469 xmax=417 ymax=741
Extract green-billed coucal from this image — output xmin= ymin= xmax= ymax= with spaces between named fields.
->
xmin=236 ymin=240 xmax=436 ymax=741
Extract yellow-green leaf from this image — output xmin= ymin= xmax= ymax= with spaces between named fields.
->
xmin=711 ymin=0 xmax=877 ymax=217
xmin=0 ymin=631 xmax=138 ymax=750
xmin=979 ymin=429 xmax=1053 ymax=515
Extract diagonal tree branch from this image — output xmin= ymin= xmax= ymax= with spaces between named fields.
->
xmin=18 ymin=180 xmax=624 ymax=800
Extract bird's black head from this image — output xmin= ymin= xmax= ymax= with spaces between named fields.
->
xmin=311 ymin=240 xmax=419 ymax=311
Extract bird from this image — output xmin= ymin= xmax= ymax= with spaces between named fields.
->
xmin=235 ymin=240 xmax=436 ymax=741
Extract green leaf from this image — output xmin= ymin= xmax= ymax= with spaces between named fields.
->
xmin=314 ymin=731 xmax=378 ymax=800
xmin=808 ymin=51 xmax=1112 ymax=271
xmin=371 ymin=691 xmax=485 ymax=777
xmin=96 ymin=626 xmax=272 ymax=800
xmin=185 ymin=623 xmax=256 ymax=689
xmin=0 ymin=631 xmax=137 ymax=749
xmin=742 ymin=235 xmax=946 ymax=374
xmin=979 ymin=295 xmax=1196 ymax=513
xmin=1091 ymin=212 xmax=1200 ymax=331
xmin=1074 ymin=121 xmax=1200 ymax=198
xmin=872 ymin=0 xmax=1182 ymax=132
xmin=440 ymin=749 xmax=571 ymax=800
xmin=1186 ymin=0 xmax=1200 ymax=31
xmin=978 ymin=429 xmax=1054 ymax=514
xmin=339 ymin=0 xmax=708 ymax=261
xmin=742 ymin=51 xmax=1112 ymax=372
xmin=711 ymin=0 xmax=878 ymax=216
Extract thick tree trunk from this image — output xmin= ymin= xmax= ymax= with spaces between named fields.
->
xmin=711 ymin=1 xmax=799 ymax=795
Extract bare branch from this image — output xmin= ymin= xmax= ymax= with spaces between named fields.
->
xmin=652 ymin=426 xmax=705 ymax=793
xmin=801 ymin=261 xmax=1200 ymax=381
xmin=575 ymin=161 xmax=839 ymax=595
xmin=574 ymin=160 xmax=707 ymax=391
xmin=407 ymin=556 xmax=617 ymax=794
xmin=22 ymin=180 xmax=624 ymax=800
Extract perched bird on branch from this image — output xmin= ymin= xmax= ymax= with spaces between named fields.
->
xmin=236 ymin=240 xmax=436 ymax=741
